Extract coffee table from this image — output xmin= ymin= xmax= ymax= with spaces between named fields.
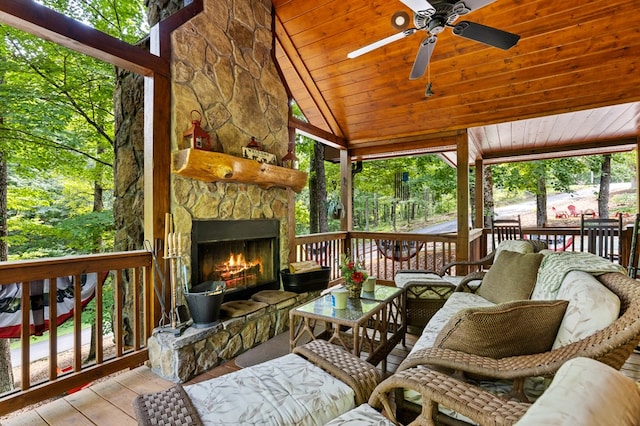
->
xmin=289 ymin=285 xmax=405 ymax=372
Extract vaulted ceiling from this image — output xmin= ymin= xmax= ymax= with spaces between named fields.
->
xmin=273 ymin=0 xmax=640 ymax=165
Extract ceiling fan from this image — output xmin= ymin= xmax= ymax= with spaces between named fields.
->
xmin=347 ymin=0 xmax=520 ymax=80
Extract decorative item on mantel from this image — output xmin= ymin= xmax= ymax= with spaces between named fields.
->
xmin=282 ymin=141 xmax=299 ymax=169
xmin=182 ymin=110 xmax=211 ymax=151
xmin=242 ymin=135 xmax=277 ymax=165
xmin=339 ymin=252 xmax=368 ymax=298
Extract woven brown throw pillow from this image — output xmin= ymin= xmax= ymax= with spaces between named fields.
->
xmin=434 ymin=299 xmax=569 ymax=359
xmin=477 ymin=250 xmax=544 ymax=304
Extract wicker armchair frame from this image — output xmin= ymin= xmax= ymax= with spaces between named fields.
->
xmin=388 ymin=272 xmax=640 ymax=424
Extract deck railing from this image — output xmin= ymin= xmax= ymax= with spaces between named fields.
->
xmin=293 ymin=229 xmax=486 ymax=282
xmin=0 ymin=225 xmax=634 ymax=416
xmin=0 ymin=251 xmax=152 ymax=416
xmin=294 ymin=226 xmax=634 ymax=282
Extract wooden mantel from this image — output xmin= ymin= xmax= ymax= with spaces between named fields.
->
xmin=171 ymin=148 xmax=307 ymax=193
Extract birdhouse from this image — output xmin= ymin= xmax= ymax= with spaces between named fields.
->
xmin=182 ymin=110 xmax=211 ymax=151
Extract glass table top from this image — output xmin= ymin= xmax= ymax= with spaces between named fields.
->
xmin=293 ymin=285 xmax=402 ymax=321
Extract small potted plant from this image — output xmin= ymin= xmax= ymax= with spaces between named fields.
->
xmin=340 ymin=252 xmax=368 ymax=298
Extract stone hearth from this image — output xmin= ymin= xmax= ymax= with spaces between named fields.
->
xmin=148 ymin=290 xmax=318 ymax=382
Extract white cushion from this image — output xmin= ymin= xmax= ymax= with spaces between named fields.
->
xmin=551 ymin=270 xmax=620 ymax=349
xmin=516 ymin=357 xmax=640 ymax=425
xmin=184 ymin=353 xmax=354 ymax=425
xmin=394 ymin=272 xmax=444 ymax=289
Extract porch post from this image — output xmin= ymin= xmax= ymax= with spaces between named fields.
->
xmin=636 ymin=136 xmax=640 ymax=213
xmin=145 ymin=24 xmax=172 ymax=328
xmin=474 ymin=158 xmax=484 ymax=228
xmin=457 ymin=131 xmax=470 ymax=272
xmin=340 ymin=148 xmax=352 ymax=253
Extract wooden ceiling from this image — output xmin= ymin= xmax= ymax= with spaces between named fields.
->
xmin=273 ymin=0 xmax=640 ymax=164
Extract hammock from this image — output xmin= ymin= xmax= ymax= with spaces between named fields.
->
xmin=0 ymin=272 xmax=104 ymax=338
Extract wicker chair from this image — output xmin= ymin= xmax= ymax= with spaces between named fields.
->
xmin=386 ymin=272 xmax=640 ymax=424
xmin=398 ymin=240 xmax=548 ymax=332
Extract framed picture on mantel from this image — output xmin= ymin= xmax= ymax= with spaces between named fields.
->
xmin=242 ymin=147 xmax=276 ymax=165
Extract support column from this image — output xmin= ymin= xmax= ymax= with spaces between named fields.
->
xmin=474 ymin=158 xmax=484 ymax=229
xmin=456 ymin=131 xmax=470 ymax=270
xmin=636 ymin=137 xmax=640 ymax=214
xmin=340 ymin=148 xmax=353 ymax=254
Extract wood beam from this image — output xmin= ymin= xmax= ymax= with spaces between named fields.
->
xmin=0 ymin=0 xmax=167 ymax=77
xmin=482 ymin=137 xmax=638 ymax=161
xmin=274 ymin=13 xmax=345 ymax=138
xmin=289 ymin=117 xmax=347 ymax=150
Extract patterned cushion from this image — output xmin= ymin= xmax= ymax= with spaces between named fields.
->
xmin=552 ymin=270 xmax=620 ymax=349
xmin=531 ymin=251 xmax=626 ymax=300
xmin=324 ymin=404 xmax=394 ymax=425
xmin=394 ymin=272 xmax=445 ymax=289
xmin=434 ymin=299 xmax=568 ymax=359
xmin=516 ymin=357 xmax=640 ymax=425
xmin=184 ymin=353 xmax=355 ymax=425
xmin=477 ymin=250 xmax=544 ymax=304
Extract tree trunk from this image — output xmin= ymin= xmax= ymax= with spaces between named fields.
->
xmin=86 ymin=157 xmax=104 ymax=362
xmin=598 ymin=154 xmax=611 ymax=218
xmin=536 ymin=172 xmax=548 ymax=227
xmin=0 ymin=150 xmax=15 ymax=392
xmin=309 ymin=141 xmax=327 ymax=233
xmin=483 ymin=166 xmax=494 ymax=228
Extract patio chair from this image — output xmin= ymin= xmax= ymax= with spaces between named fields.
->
xmin=567 ymin=204 xmax=580 ymax=217
xmin=491 ymin=215 xmax=523 ymax=250
xmin=580 ymin=214 xmax=623 ymax=263
xmin=628 ymin=213 xmax=640 ymax=279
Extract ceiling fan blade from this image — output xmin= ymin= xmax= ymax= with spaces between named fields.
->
xmin=409 ymin=35 xmax=437 ymax=80
xmin=452 ymin=21 xmax=520 ymax=50
xmin=461 ymin=0 xmax=497 ymax=12
xmin=399 ymin=0 xmax=435 ymax=15
xmin=347 ymin=29 xmax=416 ymax=58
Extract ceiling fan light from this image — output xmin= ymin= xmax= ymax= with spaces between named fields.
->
xmin=391 ymin=11 xmax=410 ymax=30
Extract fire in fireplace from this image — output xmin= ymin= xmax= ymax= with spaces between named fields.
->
xmin=191 ymin=219 xmax=280 ymax=302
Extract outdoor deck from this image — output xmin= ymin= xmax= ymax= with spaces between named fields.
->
xmin=2 ymin=333 xmax=640 ymax=425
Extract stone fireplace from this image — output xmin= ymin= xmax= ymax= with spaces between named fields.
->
xmin=191 ymin=219 xmax=280 ymax=302
xmin=145 ymin=0 xmax=313 ymax=383
xmin=169 ymin=0 xmax=294 ymax=289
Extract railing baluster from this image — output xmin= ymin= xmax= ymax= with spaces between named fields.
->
xmin=20 ymin=281 xmax=30 ymax=390
xmin=49 ymin=275 xmax=58 ymax=381
xmin=73 ymin=273 xmax=82 ymax=372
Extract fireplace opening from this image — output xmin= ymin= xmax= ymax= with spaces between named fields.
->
xmin=191 ymin=219 xmax=280 ymax=302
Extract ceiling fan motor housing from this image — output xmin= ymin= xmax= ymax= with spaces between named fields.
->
xmin=414 ymin=1 xmax=470 ymax=34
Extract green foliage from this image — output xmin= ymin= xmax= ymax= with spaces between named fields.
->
xmin=492 ymin=158 xmax=588 ymax=195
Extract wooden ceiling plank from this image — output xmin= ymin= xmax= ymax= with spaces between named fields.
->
xmin=274 ymin=15 xmax=345 ymax=138
xmin=296 ymin=0 xmax=635 ymax=81
xmin=320 ymin=28 xmax=640 ymax=114
xmin=340 ymin=48 xmax=640 ymax=132
xmin=346 ymin=78 xmax=639 ymax=144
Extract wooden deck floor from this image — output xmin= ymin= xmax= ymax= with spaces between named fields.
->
xmin=2 ymin=335 xmax=639 ymax=425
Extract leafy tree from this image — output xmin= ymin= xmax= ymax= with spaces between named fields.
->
xmin=492 ymin=158 xmax=587 ymax=226
xmin=0 ymin=0 xmax=147 ymax=387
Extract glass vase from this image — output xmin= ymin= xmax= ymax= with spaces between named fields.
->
xmin=345 ymin=280 xmax=362 ymax=299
